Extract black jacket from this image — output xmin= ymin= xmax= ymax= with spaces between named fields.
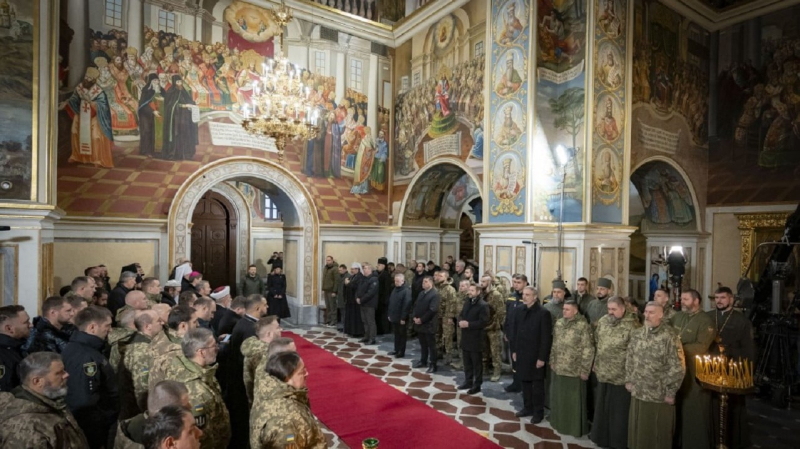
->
xmin=459 ymin=296 xmax=490 ymax=352
xmin=411 ymin=272 xmax=425 ymax=304
xmin=0 ymin=334 xmax=26 ymax=392
xmin=504 ymin=289 xmax=523 ymax=336
xmin=225 ymin=314 xmax=258 ymax=447
xmin=267 ymin=256 xmax=284 ymax=270
xmin=355 ymin=273 xmax=379 ymax=308
xmin=388 ymin=284 xmax=412 ymax=323
xmin=109 ymin=283 xmax=133 ymax=319
xmin=216 ymin=308 xmax=240 ymax=337
xmin=511 ymin=302 xmax=552 ymax=381
xmin=160 ymin=292 xmax=177 ymax=307
xmin=412 ymin=288 xmax=440 ymax=333
xmin=22 ymin=317 xmax=74 ymax=355
xmin=267 ymin=273 xmax=287 ymax=299
xmin=63 ymin=331 xmax=119 ymax=443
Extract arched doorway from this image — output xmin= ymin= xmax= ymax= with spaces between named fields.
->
xmin=169 ymin=157 xmax=319 ymax=310
xmin=191 ymin=191 xmax=237 ymax=289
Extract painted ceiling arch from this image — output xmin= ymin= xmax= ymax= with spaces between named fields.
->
xmin=630 ymin=160 xmax=697 ymax=231
xmin=402 ymin=164 xmax=477 ymax=227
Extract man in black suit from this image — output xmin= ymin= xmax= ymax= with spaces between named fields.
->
xmin=216 ymin=296 xmax=246 ymax=338
xmin=412 ymin=276 xmax=441 ymax=373
xmin=224 ymin=294 xmax=266 ymax=448
xmin=457 ymin=283 xmax=489 ymax=394
xmin=356 ymin=264 xmax=379 ymax=345
xmin=511 ymin=286 xmax=552 ymax=424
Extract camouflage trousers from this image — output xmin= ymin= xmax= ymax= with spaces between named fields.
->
xmin=440 ymin=315 xmax=457 ymax=356
xmin=483 ymin=330 xmax=502 ymax=375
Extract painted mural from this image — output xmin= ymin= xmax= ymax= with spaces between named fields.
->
xmin=591 ymin=0 xmax=628 ymax=223
xmin=710 ymin=4 xmax=800 ymax=204
xmin=393 ymin=9 xmax=485 ymax=186
xmin=441 ymin=173 xmax=481 ymax=228
xmin=487 ymin=0 xmax=529 ymax=222
xmin=402 ymin=164 xmax=465 ymax=226
xmin=630 ymin=161 xmax=696 ymax=230
xmin=55 ymin=0 xmax=390 ymax=224
xmin=530 ymin=0 xmax=586 ymax=223
xmin=0 ymin=0 xmax=35 ymax=202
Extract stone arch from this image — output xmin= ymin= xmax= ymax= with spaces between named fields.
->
xmin=169 ymin=157 xmax=319 ymax=305
xmin=630 ymin=156 xmax=701 ymax=232
xmin=209 ymin=182 xmax=251 ymax=281
xmin=398 ymin=158 xmax=483 ymax=227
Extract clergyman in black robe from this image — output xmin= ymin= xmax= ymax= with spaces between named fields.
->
xmin=162 ymin=75 xmax=198 ymax=161
xmin=138 ymin=73 xmax=160 ymax=156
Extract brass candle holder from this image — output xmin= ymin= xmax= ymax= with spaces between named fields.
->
xmin=695 ymin=355 xmax=755 ymax=449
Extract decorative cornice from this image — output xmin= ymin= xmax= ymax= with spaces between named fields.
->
xmin=661 ymin=0 xmax=800 ymax=31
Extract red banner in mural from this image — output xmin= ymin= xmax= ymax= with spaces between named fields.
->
xmin=227 ymin=31 xmax=273 ymax=58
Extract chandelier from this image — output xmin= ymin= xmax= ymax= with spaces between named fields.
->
xmin=241 ymin=2 xmax=319 ymax=163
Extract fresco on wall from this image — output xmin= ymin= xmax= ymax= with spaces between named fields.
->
xmin=55 ymin=0 xmax=390 ymax=224
xmin=591 ymin=0 xmax=628 ymax=223
xmin=393 ymin=9 xmax=486 ymax=187
xmin=487 ymin=0 xmax=529 ymax=222
xmin=441 ymin=173 xmax=481 ymax=228
xmin=630 ymin=161 xmax=696 ymax=230
xmin=710 ymin=4 xmax=800 ymax=204
xmin=402 ymin=164 xmax=465 ymax=226
xmin=530 ymin=0 xmax=586 ymax=223
xmin=0 ymin=0 xmax=35 ymax=202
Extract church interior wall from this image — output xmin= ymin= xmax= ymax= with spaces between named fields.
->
xmin=251 ymin=227 xmax=284 ymax=276
xmin=321 ymin=240 xmax=389 ymax=267
xmin=53 ymin=238 xmax=159 ymax=291
xmin=710 ymin=210 xmax=741 ymax=292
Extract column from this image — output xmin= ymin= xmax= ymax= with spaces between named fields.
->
xmin=744 ymin=17 xmax=761 ymax=68
xmin=211 ymin=23 xmax=224 ymax=44
xmin=183 ymin=12 xmax=196 ymax=41
xmin=67 ymin=0 xmax=88 ymax=88
xmin=196 ymin=14 xmax=204 ymax=43
xmin=336 ymin=51 xmax=346 ymax=102
xmin=367 ymin=53 xmax=379 ymax=136
xmin=708 ymin=31 xmax=719 ymax=138
xmin=126 ymin=0 xmax=143 ymax=53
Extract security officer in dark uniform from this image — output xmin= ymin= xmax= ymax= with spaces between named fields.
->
xmin=503 ymin=274 xmax=527 ymax=393
xmin=62 ymin=306 xmax=119 ymax=448
xmin=0 ymin=305 xmax=32 ymax=392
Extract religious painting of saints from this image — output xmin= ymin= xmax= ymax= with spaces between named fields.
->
xmin=493 ymin=100 xmax=525 ymax=147
xmin=494 ymin=48 xmax=527 ymax=98
xmin=536 ymin=0 xmax=587 ymax=72
xmin=432 ymin=15 xmax=456 ymax=55
xmin=495 ymin=0 xmax=528 ymax=46
xmin=594 ymin=92 xmax=623 ymax=143
xmin=631 ymin=162 xmax=695 ymax=228
xmin=592 ymin=146 xmax=621 ymax=202
xmin=595 ymin=40 xmax=623 ymax=90
xmin=224 ymin=1 xmax=280 ymax=43
xmin=596 ymin=0 xmax=624 ymax=38
xmin=491 ymin=152 xmax=525 ymax=201
xmin=0 ymin=0 xmax=37 ymax=202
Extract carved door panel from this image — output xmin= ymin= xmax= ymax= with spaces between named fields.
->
xmin=191 ymin=192 xmax=237 ymax=290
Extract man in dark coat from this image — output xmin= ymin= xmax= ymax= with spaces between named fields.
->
xmin=356 ymin=264 xmax=379 ymax=344
xmin=22 ymin=297 xmax=75 ymax=355
xmin=266 ymin=267 xmax=290 ymax=321
xmin=162 ymin=75 xmax=198 ymax=161
xmin=137 ymin=73 xmax=161 ymax=156
xmin=217 ymin=296 xmax=245 ymax=338
xmin=62 ymin=306 xmax=119 ymax=448
xmin=511 ymin=286 xmax=552 ymax=423
xmin=457 ymin=283 xmax=489 ymax=395
xmin=0 ymin=306 xmax=32 ymax=392
xmin=504 ymin=274 xmax=527 ymax=393
xmin=225 ymin=294 xmax=266 ymax=449
xmin=376 ymin=257 xmax=393 ymax=335
xmin=109 ymin=271 xmax=137 ymax=322
xmin=412 ymin=276 xmax=441 ymax=373
xmin=387 ymin=272 xmax=412 ymax=358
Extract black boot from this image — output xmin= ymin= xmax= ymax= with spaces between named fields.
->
xmin=412 ymin=360 xmax=428 ymax=369
xmin=426 ymin=363 xmax=437 ymax=374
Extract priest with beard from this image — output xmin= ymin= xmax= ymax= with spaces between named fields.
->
xmin=162 ymin=75 xmax=198 ymax=161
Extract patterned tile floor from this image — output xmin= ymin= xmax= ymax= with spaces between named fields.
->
xmin=290 ymin=324 xmax=800 ymax=449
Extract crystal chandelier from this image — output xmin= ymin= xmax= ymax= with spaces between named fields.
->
xmin=241 ymin=2 xmax=319 ymax=163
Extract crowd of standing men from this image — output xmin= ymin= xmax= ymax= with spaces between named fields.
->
xmin=0 ymin=258 xmax=328 ymax=448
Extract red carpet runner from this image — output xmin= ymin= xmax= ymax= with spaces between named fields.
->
xmin=285 ymin=332 xmax=502 ymax=449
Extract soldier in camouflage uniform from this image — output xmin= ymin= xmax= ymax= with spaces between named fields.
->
xmin=147 ymin=305 xmax=198 ymax=390
xmin=64 ymin=276 xmax=96 ymax=306
xmin=0 ymin=352 xmax=89 ymax=448
xmin=242 ymin=316 xmax=282 ymax=404
xmin=549 ymin=300 xmax=595 ymax=437
xmin=108 ymin=308 xmax=137 ymax=373
xmin=115 ymin=290 xmax=151 ymax=323
xmin=591 ymin=296 xmax=640 ymax=449
xmin=119 ymin=310 xmax=163 ymax=419
xmin=161 ymin=328 xmax=230 ymax=449
xmin=250 ymin=351 xmax=326 ymax=449
xmin=140 ymin=278 xmax=163 ymax=307
xmin=625 ymin=302 xmax=685 ymax=449
xmin=253 ymin=337 xmax=297 ymax=398
xmin=586 ymin=277 xmax=614 ymax=326
xmin=574 ymin=277 xmax=596 ymax=318
xmin=480 ymin=275 xmax=506 ymax=381
xmin=434 ymin=270 xmax=458 ymax=364
xmin=653 ymin=288 xmax=676 ymax=326
xmin=114 ymin=380 xmax=191 ymax=449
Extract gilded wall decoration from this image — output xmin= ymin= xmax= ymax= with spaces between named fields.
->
xmin=515 ymin=246 xmax=526 ymax=275
xmin=736 ymin=212 xmax=790 ymax=277
xmin=484 ymin=245 xmax=495 ymax=273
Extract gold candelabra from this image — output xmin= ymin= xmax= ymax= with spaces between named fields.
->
xmin=240 ymin=2 xmax=319 ymax=163
xmin=695 ymin=355 xmax=755 ymax=449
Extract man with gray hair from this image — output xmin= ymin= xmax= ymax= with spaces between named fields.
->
xmin=114 ymin=379 xmax=191 ymax=448
xmin=160 ymin=327 xmax=230 ymax=449
xmin=110 ymin=271 xmax=138 ymax=320
xmin=0 ymin=352 xmax=89 ymax=447
xmin=119 ymin=310 xmax=163 ymax=419
xmin=116 ymin=290 xmax=150 ymax=323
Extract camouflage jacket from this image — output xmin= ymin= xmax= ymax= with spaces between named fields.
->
xmin=147 ymin=329 xmax=183 ymax=390
xmin=663 ymin=306 xmax=677 ymax=326
xmin=493 ymin=278 xmax=509 ymax=300
xmin=575 ymin=291 xmax=596 ymax=317
xmin=162 ymin=355 xmax=230 ymax=449
xmin=435 ymin=281 xmax=458 ymax=319
xmin=241 ymin=336 xmax=268 ymax=404
xmin=108 ymin=327 xmax=136 ymax=373
xmin=543 ymin=300 xmax=564 ymax=327
xmin=625 ymin=323 xmax=686 ymax=403
xmin=585 ymin=298 xmax=608 ymax=326
xmin=550 ymin=315 xmax=595 ymax=378
xmin=122 ymin=332 xmax=153 ymax=415
xmin=114 ymin=413 xmax=146 ymax=449
xmin=485 ymin=289 xmax=506 ymax=332
xmin=454 ymin=292 xmax=469 ymax=318
xmin=0 ymin=386 xmax=89 ymax=448
xmin=145 ymin=293 xmax=162 ymax=307
xmin=250 ymin=376 xmax=326 ymax=449
xmin=594 ymin=312 xmax=640 ymax=385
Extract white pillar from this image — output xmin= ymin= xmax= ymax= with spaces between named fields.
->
xmin=336 ymin=52 xmax=346 ymax=102
xmin=126 ymin=0 xmax=143 ymax=53
xmin=195 ymin=15 xmax=204 ymax=42
xmin=211 ymin=23 xmax=224 ymax=44
xmin=67 ymin=0 xmax=88 ymax=88
xmin=183 ymin=13 xmax=196 ymax=41
xmin=367 ymin=53 xmax=379 ymax=136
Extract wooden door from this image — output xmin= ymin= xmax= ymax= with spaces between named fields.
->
xmin=191 ymin=191 xmax=237 ymax=290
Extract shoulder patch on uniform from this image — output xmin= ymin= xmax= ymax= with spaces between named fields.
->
xmin=0 ymin=364 xmax=5 ymax=379
xmin=83 ymin=362 xmax=97 ymax=377
xmin=193 ymin=403 xmax=207 ymax=428
xmin=285 ymin=434 xmax=296 ymax=443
